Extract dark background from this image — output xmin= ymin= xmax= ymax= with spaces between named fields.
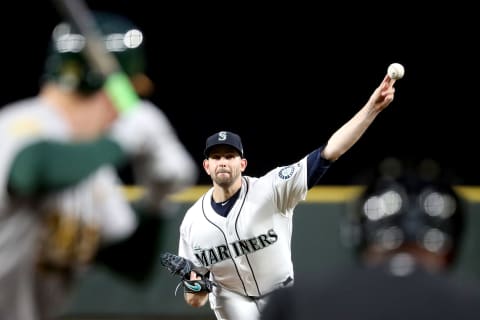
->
xmin=2 ymin=2 xmax=478 ymax=185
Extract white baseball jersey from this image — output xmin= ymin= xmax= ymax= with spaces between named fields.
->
xmin=179 ymin=156 xmax=309 ymax=320
xmin=0 ymin=98 xmax=137 ymax=320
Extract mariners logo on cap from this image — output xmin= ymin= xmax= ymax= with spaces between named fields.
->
xmin=218 ymin=131 xmax=228 ymax=141
xmin=204 ymin=130 xmax=244 ymax=157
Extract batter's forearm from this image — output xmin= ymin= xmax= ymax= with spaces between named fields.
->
xmin=8 ymin=138 xmax=127 ymax=196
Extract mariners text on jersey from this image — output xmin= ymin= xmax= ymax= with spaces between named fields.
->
xmin=194 ymin=228 xmax=278 ymax=266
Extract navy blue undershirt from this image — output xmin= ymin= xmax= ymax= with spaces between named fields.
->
xmin=211 ymin=188 xmax=241 ymax=217
xmin=306 ymin=146 xmax=332 ymax=189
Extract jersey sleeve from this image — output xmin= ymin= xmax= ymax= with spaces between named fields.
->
xmin=0 ymin=103 xmax=60 ymax=213
xmin=269 ymin=155 xmax=309 ymax=215
xmin=0 ymin=100 xmax=128 ymax=211
xmin=8 ymin=138 xmax=126 ymax=196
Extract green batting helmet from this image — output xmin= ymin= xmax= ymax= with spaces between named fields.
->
xmin=42 ymin=11 xmax=148 ymax=95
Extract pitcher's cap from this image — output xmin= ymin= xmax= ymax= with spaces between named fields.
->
xmin=204 ymin=131 xmax=244 ymax=158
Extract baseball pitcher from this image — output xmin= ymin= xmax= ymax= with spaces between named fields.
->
xmin=172 ymin=73 xmax=398 ymax=320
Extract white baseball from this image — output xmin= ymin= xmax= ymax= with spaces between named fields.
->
xmin=387 ymin=63 xmax=405 ymax=80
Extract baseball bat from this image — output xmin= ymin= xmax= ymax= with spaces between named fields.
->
xmin=50 ymin=0 xmax=139 ymax=114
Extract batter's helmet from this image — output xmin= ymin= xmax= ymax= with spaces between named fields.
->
xmin=42 ymin=11 xmax=150 ymax=95
xmin=340 ymin=158 xmax=465 ymax=267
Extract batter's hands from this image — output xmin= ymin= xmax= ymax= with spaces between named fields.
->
xmin=109 ymin=101 xmax=197 ymax=200
xmin=109 ymin=101 xmax=167 ymax=156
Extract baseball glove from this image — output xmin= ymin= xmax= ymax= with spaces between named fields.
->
xmin=160 ymin=251 xmax=216 ymax=295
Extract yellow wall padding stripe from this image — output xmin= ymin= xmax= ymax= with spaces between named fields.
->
xmin=454 ymin=186 xmax=480 ymax=202
xmin=304 ymin=186 xmax=363 ymax=202
xmin=122 ymin=185 xmax=480 ymax=203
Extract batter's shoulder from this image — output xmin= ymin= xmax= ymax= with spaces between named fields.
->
xmin=0 ymin=97 xmax=66 ymax=141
